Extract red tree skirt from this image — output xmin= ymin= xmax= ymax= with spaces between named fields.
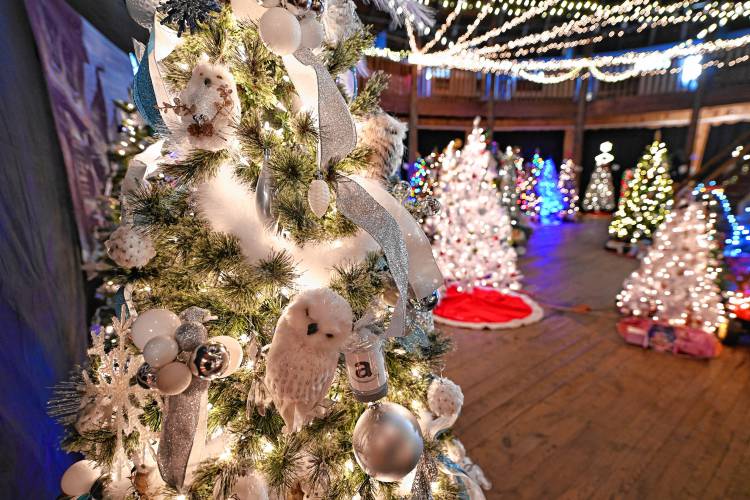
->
xmin=433 ymin=285 xmax=543 ymax=329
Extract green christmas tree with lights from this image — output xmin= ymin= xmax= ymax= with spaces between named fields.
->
xmin=609 ymin=141 xmax=674 ymax=243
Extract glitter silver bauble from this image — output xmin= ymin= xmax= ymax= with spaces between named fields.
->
xmin=179 ymin=306 xmax=213 ymax=323
xmin=391 ymin=181 xmax=411 ymax=202
xmin=352 ymin=402 xmax=424 ymax=482
xmin=189 ymin=342 xmax=230 ymax=380
xmin=410 ymin=290 xmax=440 ymax=311
xmin=175 ymin=321 xmax=208 ymax=352
xmin=136 ymin=362 xmax=159 ymax=389
xmin=421 ymin=197 xmax=442 ymax=217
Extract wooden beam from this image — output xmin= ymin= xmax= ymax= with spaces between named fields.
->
xmin=563 ymin=127 xmax=575 ymax=160
xmin=408 ymin=64 xmax=419 ymax=163
xmin=572 ymin=76 xmax=588 ymax=165
xmin=685 ymin=74 xmax=710 ymax=176
xmin=689 ymin=121 xmax=712 ymax=175
xmin=487 ymin=74 xmax=496 ymax=138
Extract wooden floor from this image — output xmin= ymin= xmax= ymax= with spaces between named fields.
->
xmin=444 ymin=218 xmax=750 ymax=500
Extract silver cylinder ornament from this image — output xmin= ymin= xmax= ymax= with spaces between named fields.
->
xmin=344 ymin=329 xmax=387 ymax=402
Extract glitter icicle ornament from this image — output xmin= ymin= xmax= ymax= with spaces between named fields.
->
xmin=308 ymin=178 xmax=331 ymax=218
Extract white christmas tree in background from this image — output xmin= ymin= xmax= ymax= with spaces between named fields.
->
xmin=432 ymin=120 xmax=520 ymax=292
xmin=616 ymin=199 xmax=726 ymax=335
xmin=583 ymin=141 xmax=616 ymax=212
xmin=558 ymin=159 xmax=580 ymax=220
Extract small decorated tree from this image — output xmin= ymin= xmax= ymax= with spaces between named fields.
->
xmin=496 ymin=146 xmax=531 ymax=251
xmin=583 ymin=142 xmax=616 ymax=212
xmin=558 ymin=159 xmax=580 ymax=221
xmin=609 ymin=141 xmax=674 ymax=243
xmin=616 ymin=198 xmax=726 ymax=336
xmin=431 ymin=121 xmax=541 ymax=329
xmin=518 ymin=153 xmax=543 ymax=215
xmin=535 ymin=158 xmax=564 ymax=224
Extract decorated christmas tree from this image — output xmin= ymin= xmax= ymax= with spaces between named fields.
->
xmin=535 ymin=158 xmax=564 ymax=224
xmin=582 ymin=142 xmax=616 ymax=212
xmin=616 ymin=198 xmax=726 ymax=336
xmin=518 ymin=152 xmax=543 ymax=215
xmin=558 ymin=159 xmax=580 ymax=221
xmin=431 ymin=121 xmax=541 ymax=329
xmin=49 ymin=3 xmax=491 ymax=499
xmin=496 ymin=146 xmax=531 ymax=251
xmin=609 ymin=141 xmax=674 ymax=243
xmin=408 ymin=153 xmax=438 ymax=203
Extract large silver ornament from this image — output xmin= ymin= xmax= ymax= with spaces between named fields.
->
xmin=189 ymin=342 xmax=230 ymax=380
xmin=352 ymin=402 xmax=424 ymax=482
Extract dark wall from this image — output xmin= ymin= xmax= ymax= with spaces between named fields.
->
xmin=416 ymin=128 xmax=466 ymax=158
xmin=492 ymin=130 xmax=566 ymax=166
xmin=581 ymin=127 xmax=688 ymax=200
xmin=703 ymin=122 xmax=750 ymax=163
xmin=0 ymin=0 xmax=87 ymax=496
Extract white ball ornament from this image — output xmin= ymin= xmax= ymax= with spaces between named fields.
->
xmin=131 ymin=309 xmax=181 ymax=350
xmin=106 ymin=224 xmax=156 ymax=269
xmin=60 ymin=460 xmax=101 ymax=496
xmin=142 ymin=336 xmax=179 ymax=368
xmin=307 ymin=179 xmax=331 ymax=218
xmin=125 ymin=0 xmax=160 ymax=29
xmin=259 ymin=7 xmax=302 ymax=56
xmin=427 ymin=377 xmax=464 ymax=417
xmin=212 ymin=335 xmax=244 ymax=376
xmin=156 ymin=362 xmax=193 ymax=395
xmin=299 ymin=16 xmax=325 ymax=49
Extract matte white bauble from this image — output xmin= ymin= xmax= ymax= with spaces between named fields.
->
xmin=156 ymin=362 xmax=193 ymax=395
xmin=125 ymin=0 xmax=160 ymax=29
xmin=142 ymin=336 xmax=180 ymax=368
xmin=308 ymin=179 xmax=331 ymax=218
xmin=259 ymin=8 xmax=302 ymax=56
xmin=211 ymin=335 xmax=244 ymax=376
xmin=131 ymin=309 xmax=181 ymax=350
xmin=60 ymin=460 xmax=101 ymax=496
xmin=299 ymin=16 xmax=325 ymax=49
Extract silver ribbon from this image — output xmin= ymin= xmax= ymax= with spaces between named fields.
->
xmin=283 ymin=47 xmax=358 ymax=170
xmin=337 ymin=177 xmax=410 ymax=338
xmin=157 ymin=330 xmax=209 ymax=490
xmin=411 ymin=451 xmax=440 ymax=500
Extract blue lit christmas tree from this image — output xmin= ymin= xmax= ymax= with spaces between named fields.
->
xmin=535 ymin=158 xmax=564 ymax=224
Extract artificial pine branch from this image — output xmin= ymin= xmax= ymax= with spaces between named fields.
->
xmin=268 ymin=148 xmax=316 ymax=191
xmin=252 ymin=251 xmax=298 ymax=291
xmin=127 ymin=184 xmax=190 ymax=233
xmin=323 ymin=29 xmax=375 ymax=77
xmin=161 ymin=149 xmax=229 ymax=186
xmin=291 ymin=111 xmax=319 ymax=148
xmin=349 ymin=71 xmax=390 ymax=117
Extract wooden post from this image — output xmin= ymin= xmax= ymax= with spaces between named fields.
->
xmin=572 ymin=75 xmax=588 ymax=165
xmin=685 ymin=73 xmax=710 ymax=175
xmin=408 ymin=64 xmax=419 ymax=164
xmin=690 ymin=121 xmax=712 ymax=175
xmin=563 ymin=127 xmax=575 ymax=160
xmin=487 ymin=74 xmax=495 ymax=139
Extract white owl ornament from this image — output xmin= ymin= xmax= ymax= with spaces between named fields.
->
xmin=162 ymin=55 xmax=241 ymax=152
xmin=264 ymin=288 xmax=353 ymax=433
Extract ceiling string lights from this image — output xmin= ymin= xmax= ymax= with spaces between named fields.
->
xmin=366 ymin=0 xmax=750 ymax=83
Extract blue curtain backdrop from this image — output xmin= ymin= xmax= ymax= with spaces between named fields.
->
xmin=0 ymin=0 xmax=87 ymax=496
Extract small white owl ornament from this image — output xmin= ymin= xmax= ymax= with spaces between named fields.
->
xmin=163 ymin=55 xmax=241 ymax=152
xmin=264 ymin=288 xmax=353 ymax=433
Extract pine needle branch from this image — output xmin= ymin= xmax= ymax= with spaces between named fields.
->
xmin=350 ymin=71 xmax=390 ymax=117
xmin=161 ymin=149 xmax=229 ymax=186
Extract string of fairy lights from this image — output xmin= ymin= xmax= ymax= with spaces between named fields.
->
xmin=367 ymin=0 xmax=750 ymax=83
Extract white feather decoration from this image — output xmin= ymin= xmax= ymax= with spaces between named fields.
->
xmin=196 ymin=165 xmax=379 ymax=289
xmin=355 ymin=112 xmax=408 ymax=182
xmin=307 ymin=179 xmax=331 ymax=218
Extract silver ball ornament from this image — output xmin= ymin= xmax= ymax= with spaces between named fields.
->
xmin=136 ymin=362 xmax=159 ymax=389
xmin=411 ymin=290 xmax=440 ymax=311
xmin=421 ymin=197 xmax=442 ymax=217
xmin=391 ymin=181 xmax=411 ymax=202
xmin=352 ymin=402 xmax=424 ymax=482
xmin=189 ymin=342 xmax=230 ymax=380
xmin=175 ymin=321 xmax=208 ymax=352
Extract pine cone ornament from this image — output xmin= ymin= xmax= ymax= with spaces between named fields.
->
xmin=427 ymin=377 xmax=464 ymax=417
xmin=106 ymin=224 xmax=156 ymax=269
xmin=157 ymin=0 xmax=222 ymax=36
xmin=307 ymin=179 xmax=331 ymax=218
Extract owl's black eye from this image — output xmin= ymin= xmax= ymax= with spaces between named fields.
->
xmin=307 ymin=323 xmax=319 ymax=335
xmin=325 ymin=333 xmax=334 ymax=339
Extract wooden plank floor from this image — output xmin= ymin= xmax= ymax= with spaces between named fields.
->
xmin=443 ymin=218 xmax=750 ymax=500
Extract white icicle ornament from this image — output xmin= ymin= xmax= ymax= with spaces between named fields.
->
xmin=307 ymin=178 xmax=331 ymax=218
xmin=106 ymin=223 xmax=156 ymax=269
